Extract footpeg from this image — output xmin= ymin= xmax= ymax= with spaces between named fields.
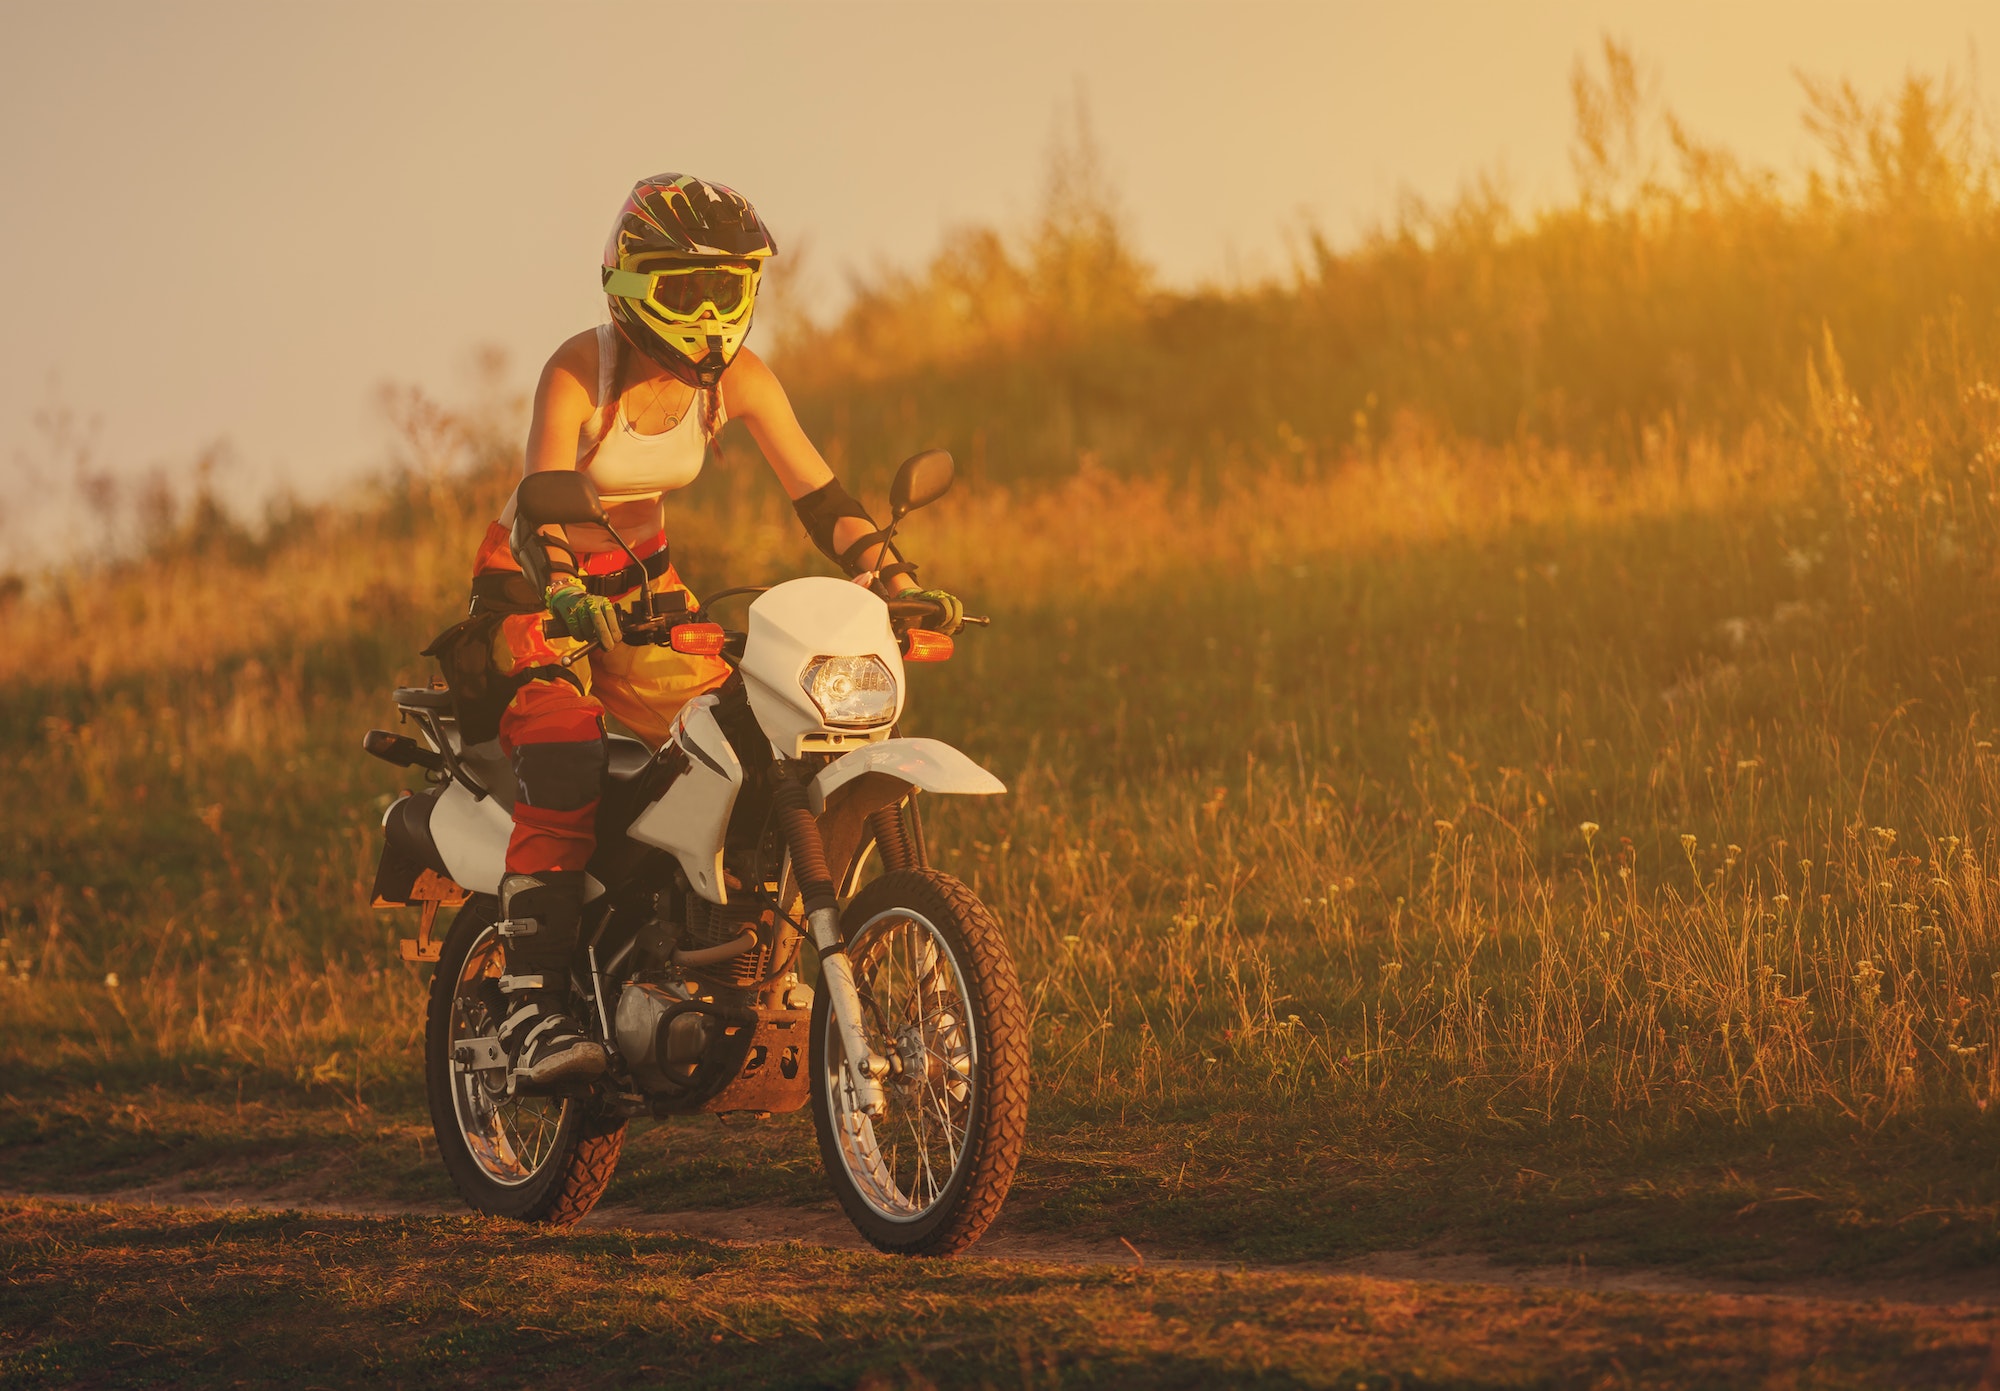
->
xmin=453 ymin=1036 xmax=506 ymax=1073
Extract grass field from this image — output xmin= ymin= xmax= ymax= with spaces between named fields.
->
xmin=7 ymin=50 xmax=2000 ymax=1389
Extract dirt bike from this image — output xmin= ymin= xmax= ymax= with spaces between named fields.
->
xmin=362 ymin=451 xmax=1028 ymax=1256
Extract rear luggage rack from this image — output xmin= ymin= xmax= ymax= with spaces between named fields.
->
xmin=382 ymin=686 xmax=493 ymax=800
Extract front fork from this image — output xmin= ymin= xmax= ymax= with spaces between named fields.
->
xmin=773 ymin=773 xmax=891 ymax=1118
xmin=809 ymin=908 xmax=891 ymax=1118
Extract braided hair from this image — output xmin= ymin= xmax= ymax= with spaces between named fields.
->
xmin=586 ymin=325 xmax=726 ymax=463
xmin=579 ymin=326 xmax=627 ymax=468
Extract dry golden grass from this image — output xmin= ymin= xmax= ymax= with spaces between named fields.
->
xmin=10 ymin=353 xmax=2000 ymax=1139
xmin=8 ymin=49 xmax=2000 ymax=1283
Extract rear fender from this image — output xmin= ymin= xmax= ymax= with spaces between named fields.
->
xmin=428 ymin=777 xmax=514 ymax=896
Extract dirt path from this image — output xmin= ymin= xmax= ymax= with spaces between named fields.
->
xmin=9 ymin=1184 xmax=1996 ymax=1310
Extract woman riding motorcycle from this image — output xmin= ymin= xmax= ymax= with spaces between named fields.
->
xmin=426 ymin=174 xmax=964 ymax=1091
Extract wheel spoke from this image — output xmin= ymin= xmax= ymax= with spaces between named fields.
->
xmin=824 ymin=906 xmax=980 ymax=1223
xmin=447 ymin=920 xmax=568 ymax=1188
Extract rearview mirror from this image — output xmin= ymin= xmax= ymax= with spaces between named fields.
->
xmin=514 ymin=470 xmax=608 ymax=528
xmin=889 ymin=449 xmax=954 ymax=520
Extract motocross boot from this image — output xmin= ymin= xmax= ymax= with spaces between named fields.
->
xmin=495 ymin=871 xmax=608 ymax=1092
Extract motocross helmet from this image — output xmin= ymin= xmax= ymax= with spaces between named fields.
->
xmin=602 ymin=174 xmax=777 ymax=389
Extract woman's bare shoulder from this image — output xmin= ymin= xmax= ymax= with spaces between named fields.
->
xmin=539 ymin=329 xmax=605 ymax=405
xmin=720 ymin=345 xmax=783 ymax=415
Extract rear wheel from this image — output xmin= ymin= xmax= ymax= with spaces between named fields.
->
xmin=810 ymin=869 xmax=1029 ymax=1256
xmin=423 ymin=896 xmax=625 ymax=1226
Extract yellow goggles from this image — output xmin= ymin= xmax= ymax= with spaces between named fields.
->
xmin=603 ymin=263 xmax=758 ymax=320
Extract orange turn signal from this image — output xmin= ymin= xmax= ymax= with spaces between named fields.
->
xmin=902 ymin=628 xmax=954 ymax=663
xmin=670 ymin=622 xmax=728 ymax=656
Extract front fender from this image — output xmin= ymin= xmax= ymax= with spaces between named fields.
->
xmin=808 ymin=737 xmax=1005 ymax=814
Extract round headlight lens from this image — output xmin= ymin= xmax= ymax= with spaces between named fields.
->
xmin=801 ymin=655 xmax=898 ymax=728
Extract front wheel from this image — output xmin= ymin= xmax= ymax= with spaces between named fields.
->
xmin=423 ymin=895 xmax=626 ymax=1226
xmin=811 ymin=869 xmax=1029 ymax=1255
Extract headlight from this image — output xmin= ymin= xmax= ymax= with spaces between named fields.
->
xmin=801 ymin=655 xmax=898 ymax=728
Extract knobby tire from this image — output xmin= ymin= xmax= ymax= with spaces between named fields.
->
xmin=423 ymin=895 xmax=626 ymax=1227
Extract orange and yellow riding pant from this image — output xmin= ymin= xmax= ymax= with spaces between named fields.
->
xmin=471 ymin=522 xmax=731 ymax=878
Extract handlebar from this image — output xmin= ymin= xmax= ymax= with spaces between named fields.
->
xmin=540 ymin=607 xmax=683 ymax=644
xmin=885 ymin=597 xmax=992 ymax=627
xmin=543 ymin=594 xmax=989 ymax=657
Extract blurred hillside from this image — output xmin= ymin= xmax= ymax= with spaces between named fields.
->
xmin=778 ymin=42 xmax=2000 ymax=491
xmin=6 ymin=45 xmax=1997 ymax=585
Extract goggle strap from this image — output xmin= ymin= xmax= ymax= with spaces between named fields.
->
xmin=603 ymin=268 xmax=653 ymax=298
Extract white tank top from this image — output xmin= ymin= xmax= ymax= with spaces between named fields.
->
xmin=581 ymin=323 xmax=713 ymax=502
xmin=495 ymin=326 xmax=716 ymax=542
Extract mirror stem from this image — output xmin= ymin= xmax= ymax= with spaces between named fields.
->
xmin=871 ymin=521 xmax=911 ymax=586
xmin=610 ymin=527 xmax=656 ymax=619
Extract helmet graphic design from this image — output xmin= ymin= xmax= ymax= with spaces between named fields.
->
xmin=602 ymin=174 xmax=777 ymax=388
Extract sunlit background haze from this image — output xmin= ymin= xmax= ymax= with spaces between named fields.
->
xmin=3 ymin=0 xmax=1996 ymax=561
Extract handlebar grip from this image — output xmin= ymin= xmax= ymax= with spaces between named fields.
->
xmin=543 ymin=610 xmax=684 ymax=646
xmin=886 ymin=596 xmax=989 ymax=629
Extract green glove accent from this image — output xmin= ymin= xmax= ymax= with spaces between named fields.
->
xmin=546 ymin=576 xmax=622 ymax=649
xmin=902 ymin=587 xmax=965 ymax=636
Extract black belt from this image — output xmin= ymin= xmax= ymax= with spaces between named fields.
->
xmin=583 ymin=547 xmax=673 ymax=596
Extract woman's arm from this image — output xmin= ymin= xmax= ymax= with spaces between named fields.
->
xmin=721 ymin=347 xmax=916 ymax=591
xmin=524 ymin=332 xmax=600 ymax=476
xmin=515 ymin=334 xmax=626 ymax=646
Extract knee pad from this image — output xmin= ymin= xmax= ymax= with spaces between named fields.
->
xmin=499 ymin=870 xmax=586 ymax=976
xmin=511 ymin=735 xmax=608 ymax=811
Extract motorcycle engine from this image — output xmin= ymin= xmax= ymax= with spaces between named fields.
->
xmin=614 ymin=981 xmax=711 ymax=1092
xmin=686 ymin=896 xmax=773 ymax=987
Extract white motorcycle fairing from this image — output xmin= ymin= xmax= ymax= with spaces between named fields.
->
xmin=626 ymin=694 xmax=744 ymax=904
xmin=740 ymin=577 xmax=905 ymax=757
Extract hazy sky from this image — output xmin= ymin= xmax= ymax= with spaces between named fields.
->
xmin=4 ymin=1 xmax=1997 ymax=556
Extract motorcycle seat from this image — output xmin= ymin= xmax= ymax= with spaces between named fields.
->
xmin=433 ymin=734 xmax=651 ymax=812
xmin=606 ymin=735 xmax=653 ymax=783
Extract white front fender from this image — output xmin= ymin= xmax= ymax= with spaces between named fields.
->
xmin=808 ymin=737 xmax=1005 ymax=814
